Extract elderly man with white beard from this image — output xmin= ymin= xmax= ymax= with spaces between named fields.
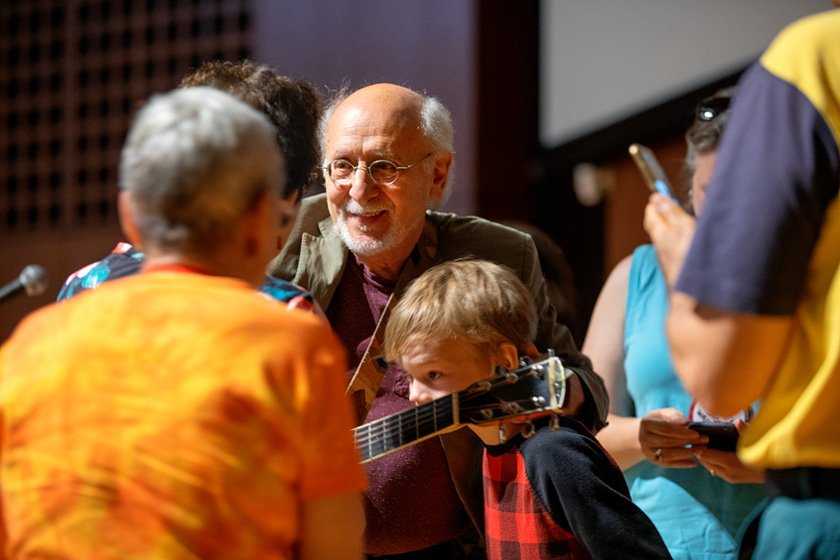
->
xmin=269 ymin=83 xmax=608 ymax=559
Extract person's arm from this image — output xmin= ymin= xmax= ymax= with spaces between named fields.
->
xmin=667 ymin=293 xmax=793 ymax=417
xmin=586 ymin=256 xmax=704 ymax=469
xmin=643 ymin=193 xmax=795 ymax=416
xmin=528 ymin=424 xmax=671 ymax=559
xmin=584 ymin=256 xmax=643 ymax=468
xmin=524 ymin=238 xmax=608 ymax=432
xmin=300 ymin=491 xmax=365 ymax=560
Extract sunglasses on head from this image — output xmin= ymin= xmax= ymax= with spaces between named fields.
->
xmin=696 ymin=94 xmax=732 ymax=122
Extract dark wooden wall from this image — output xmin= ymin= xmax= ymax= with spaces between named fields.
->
xmin=0 ymin=0 xmax=738 ymax=345
xmin=1 ymin=0 xmax=252 ymax=341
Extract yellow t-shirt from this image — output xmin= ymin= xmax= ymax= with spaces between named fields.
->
xmin=738 ymin=11 xmax=840 ymax=469
xmin=675 ymin=10 xmax=840 ymax=469
xmin=0 ymin=271 xmax=366 ymax=559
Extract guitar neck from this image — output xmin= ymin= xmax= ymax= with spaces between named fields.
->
xmin=354 ymin=394 xmax=460 ymax=463
xmin=353 ymin=356 xmax=568 ymax=464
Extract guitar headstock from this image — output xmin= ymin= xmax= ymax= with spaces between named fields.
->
xmin=456 ymin=355 xmax=570 ymax=425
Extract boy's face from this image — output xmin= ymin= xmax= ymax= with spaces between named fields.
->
xmin=400 ymin=337 xmax=514 ymax=405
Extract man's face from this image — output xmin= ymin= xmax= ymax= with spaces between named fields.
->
xmin=323 ymin=87 xmax=448 ymax=270
xmin=400 ymin=337 xmax=495 ymax=405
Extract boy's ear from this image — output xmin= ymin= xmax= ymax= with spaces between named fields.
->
xmin=495 ymin=342 xmax=520 ymax=371
xmin=522 ymin=342 xmax=540 ymax=361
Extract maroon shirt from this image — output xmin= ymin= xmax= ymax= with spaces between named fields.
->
xmin=327 ymin=256 xmax=469 ymax=555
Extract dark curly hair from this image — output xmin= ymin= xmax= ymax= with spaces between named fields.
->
xmin=681 ymin=87 xmax=735 ymax=213
xmin=180 ymin=60 xmax=322 ymax=199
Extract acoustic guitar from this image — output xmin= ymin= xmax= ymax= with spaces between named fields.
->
xmin=354 ymin=355 xmax=571 ymax=463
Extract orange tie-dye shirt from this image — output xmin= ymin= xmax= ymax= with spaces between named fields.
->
xmin=0 ymin=272 xmax=366 ymax=559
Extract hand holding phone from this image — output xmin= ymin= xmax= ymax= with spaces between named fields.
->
xmin=688 ymin=421 xmax=739 ymax=452
xmin=629 ymin=143 xmax=679 ymax=203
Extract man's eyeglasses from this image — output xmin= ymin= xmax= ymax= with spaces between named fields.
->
xmin=696 ymin=94 xmax=731 ymax=122
xmin=322 ymin=153 xmax=433 ymax=186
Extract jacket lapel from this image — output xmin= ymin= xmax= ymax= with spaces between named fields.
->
xmin=297 ymin=215 xmax=347 ymax=310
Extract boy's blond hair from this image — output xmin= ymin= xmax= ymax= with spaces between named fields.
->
xmin=384 ymin=259 xmax=537 ymax=362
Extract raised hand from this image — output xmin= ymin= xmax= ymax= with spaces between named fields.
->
xmin=643 ymin=193 xmax=696 ymax=289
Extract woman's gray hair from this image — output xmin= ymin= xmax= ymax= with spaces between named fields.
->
xmin=319 ymin=86 xmax=455 ymax=207
xmin=119 ymin=87 xmax=280 ymax=254
xmin=685 ymin=87 xmax=735 ymax=173
xmin=681 ymin=87 xmax=734 ymax=214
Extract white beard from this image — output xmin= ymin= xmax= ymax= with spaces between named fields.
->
xmin=334 ymin=199 xmax=415 ymax=257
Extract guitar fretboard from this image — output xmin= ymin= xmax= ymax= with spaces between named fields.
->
xmin=352 ymin=356 xmax=568 ymax=464
xmin=354 ymin=395 xmax=458 ymax=463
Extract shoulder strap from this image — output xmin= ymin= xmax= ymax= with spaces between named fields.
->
xmin=345 ymin=293 xmax=397 ymax=424
xmin=345 ymin=221 xmax=438 ymax=423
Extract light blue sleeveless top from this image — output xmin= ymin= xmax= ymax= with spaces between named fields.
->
xmin=623 ymin=245 xmax=764 ymax=560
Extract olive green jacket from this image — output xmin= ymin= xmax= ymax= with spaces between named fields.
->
xmin=268 ymin=193 xmax=608 ymax=542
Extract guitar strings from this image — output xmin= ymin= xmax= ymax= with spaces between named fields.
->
xmin=356 ymin=361 xmax=564 ymax=458
xmin=354 ymin=379 xmax=539 ymax=449
xmin=355 ymin=399 xmax=456 ymax=448
xmin=354 ymin=374 xmax=537 ymax=439
xmin=354 ymin=375 xmax=518 ymax=441
xmin=354 ymin=399 xmax=539 ymax=452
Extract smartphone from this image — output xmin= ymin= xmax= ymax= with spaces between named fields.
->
xmin=688 ymin=421 xmax=739 ymax=452
xmin=628 ymin=143 xmax=678 ymax=202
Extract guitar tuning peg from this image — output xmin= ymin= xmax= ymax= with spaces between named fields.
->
xmin=501 ymin=401 xmax=522 ymax=414
xmin=549 ymin=415 xmax=561 ymax=431
xmin=494 ymin=365 xmax=509 ymax=374
xmin=547 ymin=348 xmax=556 ymax=357
xmin=522 ymin=420 xmax=536 ymax=439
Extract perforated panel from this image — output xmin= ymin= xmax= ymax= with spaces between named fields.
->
xmin=1 ymin=0 xmax=252 ymax=232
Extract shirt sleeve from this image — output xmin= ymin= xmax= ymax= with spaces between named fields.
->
xmin=57 ymin=244 xmax=144 ymax=301
xmin=525 ymin=235 xmax=608 ymax=432
xmin=677 ymin=15 xmax=840 ymax=315
xmin=523 ymin=420 xmax=669 ymax=558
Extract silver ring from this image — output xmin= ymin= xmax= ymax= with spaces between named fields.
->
xmin=654 ymin=448 xmax=663 ymax=461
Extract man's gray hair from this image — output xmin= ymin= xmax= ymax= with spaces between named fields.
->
xmin=419 ymin=95 xmax=455 ymax=207
xmin=320 ymin=87 xmax=455 ymax=207
xmin=119 ymin=87 xmax=281 ymax=254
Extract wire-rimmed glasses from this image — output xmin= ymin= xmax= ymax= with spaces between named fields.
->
xmin=322 ymin=152 xmax=433 ymax=186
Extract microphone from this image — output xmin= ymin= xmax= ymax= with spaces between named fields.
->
xmin=0 ymin=265 xmax=49 ymax=303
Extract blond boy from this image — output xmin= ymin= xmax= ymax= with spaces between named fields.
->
xmin=384 ymin=259 xmax=670 ymax=559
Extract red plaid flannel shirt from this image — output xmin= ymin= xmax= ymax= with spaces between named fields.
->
xmin=483 ymin=446 xmax=592 ymax=559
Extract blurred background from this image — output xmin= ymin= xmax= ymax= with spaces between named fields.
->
xmin=0 ymin=0 xmax=828 ymax=343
